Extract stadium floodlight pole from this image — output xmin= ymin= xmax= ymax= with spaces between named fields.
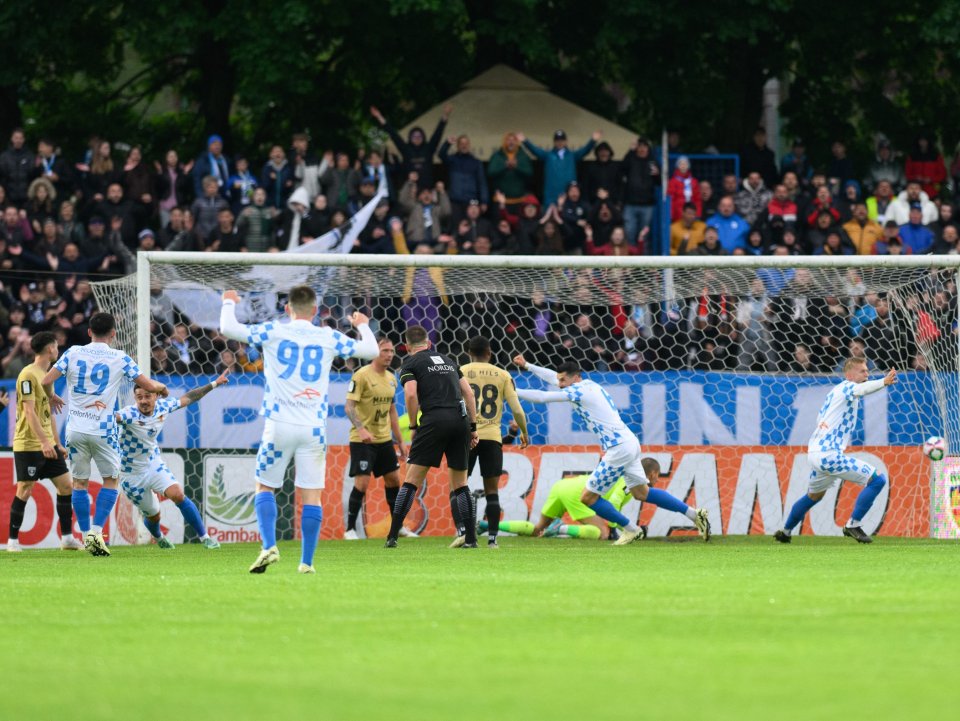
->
xmin=136 ymin=251 xmax=152 ymax=369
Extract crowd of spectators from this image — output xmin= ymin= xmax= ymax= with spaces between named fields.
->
xmin=2 ymin=109 xmax=959 ymax=378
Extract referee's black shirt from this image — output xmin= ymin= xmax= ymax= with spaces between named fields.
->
xmin=398 ymin=349 xmax=465 ymax=415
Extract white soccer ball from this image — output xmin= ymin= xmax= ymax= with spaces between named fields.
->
xmin=922 ymin=436 xmax=946 ymax=461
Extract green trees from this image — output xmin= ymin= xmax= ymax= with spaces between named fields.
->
xmin=5 ymin=0 xmax=960 ymax=164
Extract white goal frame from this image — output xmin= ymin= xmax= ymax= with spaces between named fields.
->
xmin=136 ymin=251 xmax=960 ymax=378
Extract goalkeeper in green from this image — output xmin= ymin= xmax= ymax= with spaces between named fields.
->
xmin=482 ymin=457 xmax=660 ymax=541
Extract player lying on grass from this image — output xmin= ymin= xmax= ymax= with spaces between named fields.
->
xmin=513 ymin=355 xmax=710 ymax=544
xmin=775 ymin=359 xmax=895 ymax=544
xmin=483 ymin=467 xmax=649 ymax=541
xmin=115 ymin=374 xmax=230 ymax=550
xmin=8 ymin=332 xmax=83 ymax=551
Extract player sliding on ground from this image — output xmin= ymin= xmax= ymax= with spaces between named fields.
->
xmin=8 ymin=332 xmax=82 ymax=551
xmin=42 ymin=312 xmax=168 ymax=557
xmin=220 ymin=285 xmax=379 ymax=573
xmin=775 ymin=359 xmax=896 ymax=544
xmin=115 ymin=373 xmax=231 ymax=550
xmin=513 ymin=355 xmax=710 ymax=544
xmin=487 ymin=466 xmax=657 ymax=541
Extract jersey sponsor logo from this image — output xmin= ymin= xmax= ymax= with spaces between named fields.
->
xmin=293 ymin=388 xmax=324 ymax=400
xmin=85 ymin=400 xmax=108 ymax=412
xmin=427 ymin=364 xmax=456 ymax=372
xmin=430 ymin=355 xmax=444 ymax=363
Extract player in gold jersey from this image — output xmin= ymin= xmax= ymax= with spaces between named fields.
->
xmin=459 ymin=336 xmax=529 ymax=547
xmin=7 ymin=332 xmax=81 ymax=552
xmin=343 ymin=337 xmax=410 ymax=540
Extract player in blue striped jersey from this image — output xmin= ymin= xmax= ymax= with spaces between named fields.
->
xmin=513 ymin=355 xmax=711 ymax=544
xmin=220 ymin=285 xmax=379 ymax=574
xmin=775 ymin=358 xmax=896 ymax=544
xmin=41 ymin=312 xmax=168 ymax=557
xmin=115 ymin=372 xmax=230 ymax=550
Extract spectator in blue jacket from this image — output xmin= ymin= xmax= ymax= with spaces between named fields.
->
xmin=519 ymin=129 xmax=600 ymax=209
xmin=192 ymin=135 xmax=230 ymax=199
xmin=898 ymin=202 xmax=934 ymax=253
xmin=706 ymin=196 xmax=749 ymax=253
xmin=437 ymin=134 xmax=488 ymax=223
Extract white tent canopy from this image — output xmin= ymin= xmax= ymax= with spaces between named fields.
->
xmin=397 ymin=65 xmax=641 ymax=161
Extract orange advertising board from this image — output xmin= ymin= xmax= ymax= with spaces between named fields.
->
xmin=311 ymin=445 xmax=929 ymax=540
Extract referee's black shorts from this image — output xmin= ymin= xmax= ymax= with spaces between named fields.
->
xmin=407 ymin=410 xmax=470 ymax=470
xmin=14 ymin=450 xmax=69 ymax=483
xmin=349 ymin=441 xmax=400 ymax=478
xmin=469 ymin=440 xmax=503 ymax=478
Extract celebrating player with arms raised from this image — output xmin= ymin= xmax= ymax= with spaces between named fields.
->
xmin=220 ymin=285 xmax=379 ymax=574
xmin=775 ymin=359 xmax=895 ymax=544
xmin=41 ymin=312 xmax=168 ymax=556
xmin=115 ymin=373 xmax=231 ymax=550
xmin=513 ymin=355 xmax=710 ymax=544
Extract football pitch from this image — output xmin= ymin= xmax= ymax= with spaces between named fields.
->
xmin=2 ymin=536 xmax=957 ymax=721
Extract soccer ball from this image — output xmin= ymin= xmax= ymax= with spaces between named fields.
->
xmin=922 ymin=436 xmax=946 ymax=461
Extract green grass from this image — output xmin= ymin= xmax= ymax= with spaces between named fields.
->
xmin=2 ymin=536 xmax=958 ymax=721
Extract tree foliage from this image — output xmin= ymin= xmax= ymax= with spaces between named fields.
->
xmin=7 ymin=0 xmax=960 ymax=167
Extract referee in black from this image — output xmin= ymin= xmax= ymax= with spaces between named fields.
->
xmin=385 ymin=325 xmax=480 ymax=548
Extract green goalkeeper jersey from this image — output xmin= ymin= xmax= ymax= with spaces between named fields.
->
xmin=542 ymin=474 xmax=630 ymax=524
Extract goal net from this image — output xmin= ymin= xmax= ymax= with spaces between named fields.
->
xmin=91 ymin=253 xmax=960 ymax=544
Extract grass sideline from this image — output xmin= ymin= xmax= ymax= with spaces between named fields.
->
xmin=2 ymin=535 xmax=957 ymax=721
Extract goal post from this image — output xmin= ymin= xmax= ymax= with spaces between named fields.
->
xmin=89 ymin=251 xmax=960 ymax=543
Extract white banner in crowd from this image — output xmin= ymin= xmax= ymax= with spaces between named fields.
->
xmin=162 ymin=171 xmax=388 ymax=330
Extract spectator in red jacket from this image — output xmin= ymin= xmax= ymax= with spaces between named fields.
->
xmin=905 ymin=134 xmax=946 ymax=199
xmin=585 ymin=225 xmax=640 ymax=256
xmin=667 ymin=156 xmax=701 ymax=221
xmin=767 ymin=183 xmax=798 ymax=223
xmin=806 ymin=185 xmax=840 ymax=227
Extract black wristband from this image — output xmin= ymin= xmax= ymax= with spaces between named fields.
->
xmin=469 ymin=422 xmax=477 ymax=431
xmin=409 ymin=425 xmax=419 ymax=431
